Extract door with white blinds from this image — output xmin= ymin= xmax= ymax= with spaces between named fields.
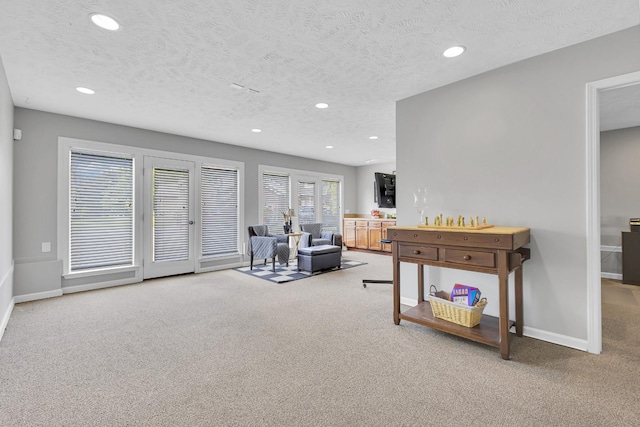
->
xmin=143 ymin=157 xmax=195 ymax=279
xmin=297 ymin=180 xmax=317 ymax=226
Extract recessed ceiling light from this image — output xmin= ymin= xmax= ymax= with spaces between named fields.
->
xmin=251 ymin=128 xmax=262 ymax=133
xmin=369 ymin=136 xmax=378 ymax=140
xmin=315 ymin=103 xmax=329 ymax=109
xmin=76 ymin=87 xmax=95 ymax=95
xmin=325 ymin=145 xmax=334 ymax=149
xmin=90 ymin=13 xmax=120 ymax=31
xmin=443 ymin=46 xmax=465 ymax=58
xmin=230 ymin=83 xmax=244 ymax=90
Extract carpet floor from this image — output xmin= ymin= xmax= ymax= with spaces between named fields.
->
xmin=0 ymin=251 xmax=638 ymax=426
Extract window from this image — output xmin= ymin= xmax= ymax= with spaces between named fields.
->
xmin=201 ymin=166 xmax=239 ymax=257
xmin=297 ymin=180 xmax=316 ymax=225
xmin=322 ymin=179 xmax=341 ymax=232
xmin=262 ymin=172 xmax=290 ymax=234
xmin=260 ymin=165 xmax=344 ymax=235
xmin=69 ymin=151 xmax=133 ymax=271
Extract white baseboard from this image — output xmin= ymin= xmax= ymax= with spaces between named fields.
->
xmin=520 ymin=325 xmax=588 ymax=352
xmin=601 ymin=272 xmax=622 ymax=280
xmin=14 ymin=289 xmax=63 ymax=304
xmin=63 ymin=277 xmax=141 ymax=294
xmin=399 ymin=296 xmax=588 ymax=352
xmin=0 ymin=298 xmax=15 ymax=343
xmin=400 ymin=296 xmax=417 ymax=307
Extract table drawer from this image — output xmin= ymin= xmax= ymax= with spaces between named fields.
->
xmin=388 ymin=228 xmax=514 ymax=250
xmin=356 ymin=220 xmax=369 ymax=227
xmin=398 ymin=244 xmax=438 ymax=261
xmin=442 ymin=248 xmax=495 ymax=268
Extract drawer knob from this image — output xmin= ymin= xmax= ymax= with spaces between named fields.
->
xmin=413 ymin=250 xmax=421 ymax=255
xmin=463 ymin=255 xmax=471 ymax=260
xmin=463 ymin=236 xmax=469 ymax=240
xmin=413 ymin=233 xmax=418 ymax=237
xmin=494 ymin=238 xmax=500 ymax=242
xmin=437 ymin=235 xmax=442 ymax=239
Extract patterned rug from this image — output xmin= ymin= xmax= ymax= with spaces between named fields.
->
xmin=234 ymin=258 xmax=366 ymax=283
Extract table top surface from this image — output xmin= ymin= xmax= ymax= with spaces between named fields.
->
xmin=388 ymin=225 xmax=530 ymax=235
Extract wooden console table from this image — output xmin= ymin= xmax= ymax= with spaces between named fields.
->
xmin=388 ymin=226 xmax=530 ymax=359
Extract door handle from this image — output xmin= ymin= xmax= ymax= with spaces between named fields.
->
xmin=189 ymin=220 xmax=195 ymax=225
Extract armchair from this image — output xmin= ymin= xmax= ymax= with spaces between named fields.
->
xmin=299 ymin=223 xmax=343 ymax=248
xmin=247 ymin=225 xmax=290 ymax=272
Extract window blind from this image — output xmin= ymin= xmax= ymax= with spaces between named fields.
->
xmin=201 ymin=166 xmax=239 ymax=257
xmin=322 ymin=179 xmax=341 ymax=232
xmin=152 ymin=167 xmax=190 ymax=262
xmin=262 ymin=172 xmax=290 ymax=234
xmin=70 ymin=151 xmax=133 ymax=271
xmin=297 ymin=181 xmax=316 ymax=225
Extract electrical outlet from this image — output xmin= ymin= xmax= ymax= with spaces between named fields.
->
xmin=42 ymin=242 xmax=51 ymax=253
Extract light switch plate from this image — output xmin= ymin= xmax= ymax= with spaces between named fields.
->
xmin=42 ymin=242 xmax=51 ymax=253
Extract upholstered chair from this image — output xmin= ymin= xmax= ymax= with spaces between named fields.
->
xmin=299 ymin=223 xmax=343 ymax=248
xmin=247 ymin=225 xmax=290 ymax=272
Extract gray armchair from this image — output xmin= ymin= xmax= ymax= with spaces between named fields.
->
xmin=247 ymin=225 xmax=290 ymax=272
xmin=299 ymin=223 xmax=343 ymax=248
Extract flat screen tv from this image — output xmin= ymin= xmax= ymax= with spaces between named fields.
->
xmin=374 ymin=172 xmax=396 ymax=208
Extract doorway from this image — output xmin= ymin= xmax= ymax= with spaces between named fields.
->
xmin=586 ymin=70 xmax=640 ymax=354
xmin=143 ymin=157 xmax=196 ymax=279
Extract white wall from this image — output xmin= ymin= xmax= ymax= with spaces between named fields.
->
xmin=0 ymin=55 xmax=14 ymax=340
xmin=600 ymin=126 xmax=640 ymax=276
xmin=356 ymin=162 xmax=396 ymax=216
xmin=396 ymin=26 xmax=640 ymax=348
xmin=12 ymin=108 xmax=357 ymax=298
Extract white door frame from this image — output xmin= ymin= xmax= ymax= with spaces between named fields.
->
xmin=585 ymin=70 xmax=640 ymax=354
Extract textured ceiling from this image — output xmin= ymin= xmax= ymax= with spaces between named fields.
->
xmin=0 ymin=1 xmax=639 ymax=166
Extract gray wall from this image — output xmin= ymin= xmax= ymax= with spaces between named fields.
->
xmin=0 ymin=55 xmax=14 ymax=335
xmin=601 ymin=126 xmax=640 ymax=275
xmin=396 ymin=26 xmax=640 ymax=343
xmin=355 ymin=162 xmax=396 ymax=216
xmin=12 ymin=108 xmax=357 ymax=297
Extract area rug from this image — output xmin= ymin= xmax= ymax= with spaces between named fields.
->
xmin=234 ymin=258 xmax=366 ymax=283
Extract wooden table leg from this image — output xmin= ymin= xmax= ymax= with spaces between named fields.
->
xmin=417 ymin=264 xmax=424 ymax=302
xmin=497 ymin=250 xmax=510 ymax=360
xmin=514 ymin=265 xmax=523 ymax=337
xmin=393 ymin=241 xmax=400 ymax=325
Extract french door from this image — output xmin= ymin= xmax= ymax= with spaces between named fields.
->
xmin=297 ymin=178 xmax=318 ymax=226
xmin=143 ymin=157 xmax=196 ymax=279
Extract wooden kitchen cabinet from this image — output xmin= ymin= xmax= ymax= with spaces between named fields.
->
xmin=369 ymin=224 xmax=382 ymax=251
xmin=355 ymin=220 xmax=369 ymax=249
xmin=344 ymin=218 xmax=396 ymax=252
xmin=344 ymin=220 xmax=356 ymax=247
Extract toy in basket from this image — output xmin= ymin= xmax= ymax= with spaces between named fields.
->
xmin=428 ymin=285 xmax=488 ymax=328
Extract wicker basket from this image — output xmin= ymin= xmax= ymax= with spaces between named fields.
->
xmin=429 ymin=295 xmax=488 ymax=328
